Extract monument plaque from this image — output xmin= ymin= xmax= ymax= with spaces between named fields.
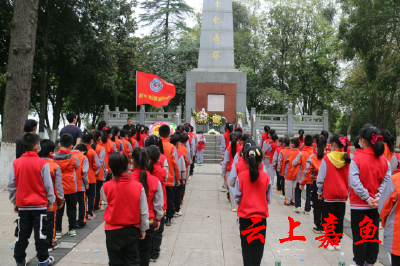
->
xmin=208 ymin=95 xmax=225 ymax=112
xmin=185 ymin=0 xmax=247 ymax=124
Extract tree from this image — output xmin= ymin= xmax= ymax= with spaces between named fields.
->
xmin=140 ymin=0 xmax=194 ymax=46
xmin=0 ymin=0 xmax=40 ymax=189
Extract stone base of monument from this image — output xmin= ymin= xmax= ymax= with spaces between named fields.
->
xmin=185 ymin=69 xmax=247 ymax=125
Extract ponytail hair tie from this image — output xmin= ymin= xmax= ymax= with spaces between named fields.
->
xmin=256 ymin=149 xmax=261 ymax=156
xmin=249 ymin=150 xmax=256 ymax=156
xmin=103 ymin=126 xmax=109 ymax=131
xmin=371 ymin=133 xmax=383 ymax=145
xmin=339 ymin=136 xmax=350 ymax=147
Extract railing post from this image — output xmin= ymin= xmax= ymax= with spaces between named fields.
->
xmin=287 ymin=109 xmax=293 ymax=137
xmin=312 ymin=111 xmax=317 ymax=122
xmin=251 ymin=107 xmax=256 ymax=137
xmin=323 ymin=109 xmax=329 ymax=133
xmin=140 ymin=105 xmax=145 ymax=125
xmin=176 ymin=106 xmax=182 ymax=124
xmin=173 ymin=114 xmax=180 ymax=126
xmin=104 ymin=105 xmax=109 ymax=124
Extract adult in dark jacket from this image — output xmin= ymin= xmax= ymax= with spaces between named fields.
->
xmin=123 ymin=117 xmax=136 ymax=131
xmin=16 ymin=120 xmax=38 ymax=159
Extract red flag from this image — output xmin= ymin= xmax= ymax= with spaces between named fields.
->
xmin=136 ymin=71 xmax=176 ymax=108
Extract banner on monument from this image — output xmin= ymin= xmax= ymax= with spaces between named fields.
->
xmin=136 ymin=71 xmax=176 ymax=108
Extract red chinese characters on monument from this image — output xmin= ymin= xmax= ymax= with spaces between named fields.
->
xmin=354 ymin=215 xmax=382 ymax=245
xmin=241 ymin=217 xmax=266 ymax=243
xmin=279 ymin=217 xmax=306 ymax=243
xmin=315 ymin=213 xmax=343 ymax=248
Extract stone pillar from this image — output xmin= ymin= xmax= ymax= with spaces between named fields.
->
xmin=287 ymin=109 xmax=293 ymax=137
xmin=323 ymin=110 xmax=329 ymax=133
xmin=173 ymin=114 xmax=180 ymax=126
xmin=104 ymin=105 xmax=109 ymax=124
xmin=140 ymin=105 xmax=145 ymax=125
xmin=176 ymin=106 xmax=182 ymax=124
xmin=251 ymin=107 xmax=256 ymax=137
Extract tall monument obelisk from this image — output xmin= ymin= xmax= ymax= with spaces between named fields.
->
xmin=185 ymin=0 xmax=247 ymax=124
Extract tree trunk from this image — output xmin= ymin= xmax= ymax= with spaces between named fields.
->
xmin=39 ymin=0 xmax=55 ymax=138
xmin=347 ymin=105 xmax=356 ymax=136
xmin=396 ymin=117 xmax=400 ymax=148
xmin=1 ymin=0 xmax=40 ymax=190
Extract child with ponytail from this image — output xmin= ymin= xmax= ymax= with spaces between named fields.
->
xmin=82 ymin=132 xmax=100 ymax=219
xmin=300 ymin=136 xmax=327 ymax=231
xmin=262 ymin=132 xmax=279 ymax=183
xmin=381 ymin=130 xmax=398 ymax=174
xmin=129 ymin=128 xmax=139 ymax=149
xmin=222 ymin=132 xmax=242 ymax=208
xmin=92 ymin=130 xmax=106 ymax=212
xmin=111 ymin=126 xmax=123 ymax=152
xmin=350 ymin=125 xmax=390 ymax=266
xmin=220 ymin=122 xmax=233 ymax=158
xmin=351 ymin=135 xmax=362 ymax=159
xmin=103 ymin=152 xmax=149 ymax=265
xmin=146 ymin=145 xmax=167 ymax=262
xmin=297 ymin=129 xmax=305 ymax=150
xmin=234 ymin=146 xmax=271 ymax=266
xmin=316 ymin=134 xmax=351 ymax=251
xmin=131 ymin=148 xmax=164 ymax=265
xmin=100 ymin=126 xmax=117 ymax=181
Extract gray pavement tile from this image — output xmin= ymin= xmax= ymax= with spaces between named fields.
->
xmin=168 ymin=248 xmax=224 ymax=266
xmin=174 ymin=232 xmax=223 ymax=250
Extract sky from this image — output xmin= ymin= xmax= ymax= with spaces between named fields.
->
xmin=134 ymin=0 xmax=204 ymax=37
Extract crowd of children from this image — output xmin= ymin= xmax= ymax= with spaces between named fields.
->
xmin=220 ymin=123 xmax=400 ymax=266
xmin=8 ymin=118 xmax=205 ymax=266
xmin=9 ymin=117 xmax=400 ymax=266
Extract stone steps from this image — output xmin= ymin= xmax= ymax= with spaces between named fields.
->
xmin=201 ymin=134 xmax=221 ymax=164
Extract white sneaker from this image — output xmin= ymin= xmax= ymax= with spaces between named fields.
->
xmin=335 ymin=244 xmax=341 ymax=251
xmin=303 ymin=211 xmax=310 ymax=215
xmin=188 ymin=176 xmax=192 ymax=180
xmin=102 ymin=200 xmax=107 ymax=205
xmin=231 ymin=207 xmax=237 ymax=212
xmin=293 ymin=207 xmax=301 ymax=213
xmin=280 ymin=195 xmax=285 ymax=199
xmin=327 ymin=244 xmax=335 ymax=251
xmin=219 ymin=188 xmax=227 ymax=192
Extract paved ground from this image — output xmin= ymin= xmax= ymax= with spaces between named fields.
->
xmin=0 ymin=164 xmax=388 ymax=265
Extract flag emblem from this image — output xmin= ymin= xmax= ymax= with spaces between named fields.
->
xmin=150 ymin=78 xmax=163 ymax=93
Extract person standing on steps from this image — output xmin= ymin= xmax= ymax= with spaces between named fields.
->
xmin=60 ymin=113 xmax=82 ymax=148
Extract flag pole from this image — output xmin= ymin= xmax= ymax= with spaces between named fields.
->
xmin=136 ymin=71 xmax=138 ymax=124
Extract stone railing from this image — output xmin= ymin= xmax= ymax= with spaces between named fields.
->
xmin=250 ymin=108 xmax=329 ymax=137
xmin=104 ymin=105 xmax=182 ymax=127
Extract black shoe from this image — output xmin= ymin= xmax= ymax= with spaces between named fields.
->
xmin=165 ymin=218 xmax=172 ymax=226
xmin=152 ymin=254 xmax=160 ymax=262
xmin=189 ymin=172 xmax=193 ymax=176
xmin=76 ymin=223 xmax=86 ymax=229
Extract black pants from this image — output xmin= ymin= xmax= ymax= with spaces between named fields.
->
xmin=105 ymin=226 xmax=140 ymax=266
xmin=180 ymin=184 xmax=186 ymax=203
xmin=190 ymin=156 xmax=195 ymax=175
xmin=322 ymin=202 xmax=346 ymax=240
xmin=56 ymin=192 xmax=77 ymax=231
xmin=174 ymin=185 xmax=182 ymax=213
xmin=95 ymin=180 xmax=104 ymax=211
xmin=166 ymin=186 xmax=175 ymax=219
xmin=276 ymin=170 xmax=283 ymax=191
xmin=150 ymin=216 xmax=164 ymax=259
xmin=239 ymin=217 xmax=266 ymax=266
xmin=351 ymin=209 xmax=380 ymax=265
xmin=281 ymin=176 xmax=285 ymax=196
xmin=14 ymin=210 xmax=49 ymax=263
xmin=295 ymin=183 xmax=302 ymax=208
xmin=77 ymin=191 xmax=87 ymax=226
xmin=311 ymin=180 xmax=323 ymax=229
xmin=87 ymin=183 xmax=96 ymax=216
xmin=139 ymin=224 xmax=155 ymax=266
xmin=392 ymin=254 xmax=400 ymax=266
xmin=47 ymin=211 xmax=56 ymax=248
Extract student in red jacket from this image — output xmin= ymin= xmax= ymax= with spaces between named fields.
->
xmin=272 ymin=138 xmax=284 ymax=193
xmin=351 ymin=135 xmax=362 ymax=159
xmin=82 ymin=132 xmax=100 ymax=220
xmin=103 ymin=152 xmax=149 ymax=266
xmin=120 ymin=129 xmax=133 ymax=161
xmin=381 ymin=130 xmax=398 ymax=174
xmin=8 ymin=133 xmax=56 ymax=266
xmin=297 ymin=129 xmax=305 ymax=149
xmin=262 ymin=131 xmax=278 ymax=180
xmin=300 ymin=136 xmax=327 ymax=232
xmin=234 ymin=146 xmax=271 ymax=266
xmin=73 ymin=144 xmax=89 ymax=229
xmin=283 ymin=138 xmax=301 ymax=206
xmin=131 ymin=148 xmax=163 ymax=266
xmin=159 ymin=125 xmax=180 ymax=226
xmin=317 ymin=134 xmax=351 ymax=251
xmin=53 ymin=134 xmax=80 ymax=238
xmin=111 ymin=126 xmax=123 ymax=152
xmin=39 ymin=139 xmax=64 ymax=251
xmin=92 ymin=130 xmax=106 ymax=213
xmin=292 ymin=135 xmax=314 ymax=213
xmin=259 ymin=125 xmax=270 ymax=150
xmin=350 ymin=125 xmax=390 ymax=266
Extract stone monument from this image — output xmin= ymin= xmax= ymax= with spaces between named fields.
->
xmin=185 ymin=0 xmax=247 ymax=125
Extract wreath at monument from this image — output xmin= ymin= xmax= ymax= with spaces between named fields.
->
xmin=236 ymin=112 xmax=244 ymax=119
xmin=191 ymin=109 xmax=196 ymax=117
xmin=209 ymin=113 xmax=226 ymax=127
xmin=196 ymin=110 xmax=209 ymax=124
